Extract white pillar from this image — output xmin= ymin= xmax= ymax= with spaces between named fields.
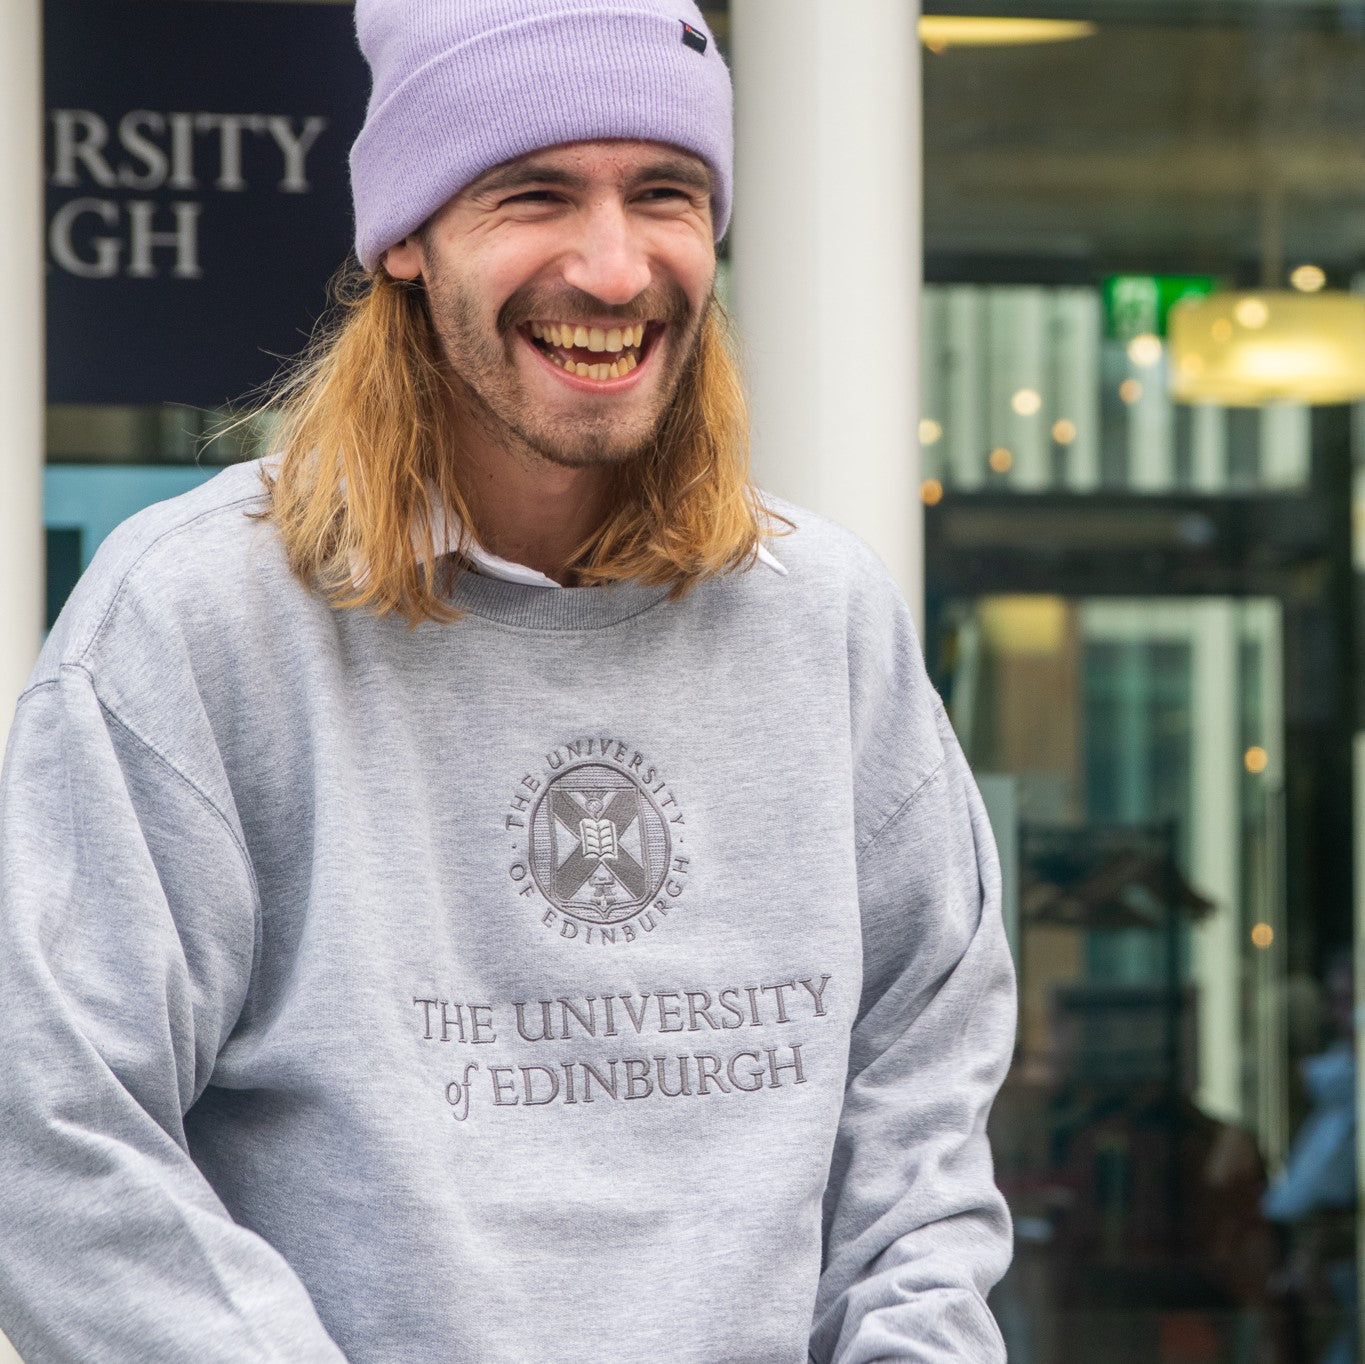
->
xmin=1127 ymin=354 xmax=1176 ymax=492
xmin=0 ymin=0 xmax=45 ymax=759
xmin=0 ymin=13 xmax=38 ymax=1360
xmin=989 ymin=288 xmax=1049 ymax=491
xmin=1259 ymin=402 xmax=1311 ymax=490
xmin=1191 ymin=404 xmax=1228 ymax=493
xmin=1188 ymin=600 xmax=1243 ymax=1123
xmin=0 ymin=16 xmax=39 ymax=1364
xmin=1052 ymin=289 xmax=1101 ymax=492
xmin=729 ymin=0 xmax=923 ymax=623
xmin=944 ymin=287 xmax=986 ymax=491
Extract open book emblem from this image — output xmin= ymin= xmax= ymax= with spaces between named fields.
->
xmin=579 ymin=816 xmax=619 ymax=861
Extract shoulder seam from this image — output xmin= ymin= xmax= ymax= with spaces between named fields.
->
xmin=74 ymin=492 xmax=264 ymax=668
xmin=856 ymin=758 xmax=948 ymax=862
xmin=65 ymin=662 xmax=265 ymax=976
xmin=15 ymin=676 xmax=61 ymax=706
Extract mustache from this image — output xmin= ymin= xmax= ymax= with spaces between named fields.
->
xmin=497 ymin=283 xmax=692 ymax=334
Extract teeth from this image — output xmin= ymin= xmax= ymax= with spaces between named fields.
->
xmin=532 ymin=320 xmax=649 ymax=374
xmin=534 ymin=322 xmax=650 ymax=351
xmin=539 ymin=350 xmax=638 ymax=380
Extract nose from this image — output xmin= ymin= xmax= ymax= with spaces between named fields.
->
xmin=560 ymin=201 xmax=652 ymax=306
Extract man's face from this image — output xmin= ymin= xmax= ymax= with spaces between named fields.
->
xmin=385 ymin=139 xmax=717 ymax=470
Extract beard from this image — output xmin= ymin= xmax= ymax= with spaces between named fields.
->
xmin=421 ymin=264 xmax=708 ymax=471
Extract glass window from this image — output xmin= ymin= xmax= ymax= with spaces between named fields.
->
xmin=924 ymin=6 xmax=1363 ymax=1359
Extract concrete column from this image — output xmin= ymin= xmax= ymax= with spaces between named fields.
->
xmin=729 ymin=0 xmax=922 ymax=622
xmin=0 ymin=0 xmax=45 ymax=759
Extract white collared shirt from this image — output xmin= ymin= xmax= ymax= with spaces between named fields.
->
xmin=422 ymin=496 xmax=787 ymax=589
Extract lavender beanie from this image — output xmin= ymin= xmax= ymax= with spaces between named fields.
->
xmin=350 ymin=0 xmax=733 ymax=271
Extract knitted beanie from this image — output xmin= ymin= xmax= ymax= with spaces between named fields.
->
xmin=349 ymin=0 xmax=733 ymax=272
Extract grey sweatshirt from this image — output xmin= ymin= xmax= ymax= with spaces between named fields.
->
xmin=0 ymin=460 xmax=1015 ymax=1364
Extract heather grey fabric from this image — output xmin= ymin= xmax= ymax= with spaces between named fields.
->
xmin=0 ymin=460 xmax=1015 ymax=1363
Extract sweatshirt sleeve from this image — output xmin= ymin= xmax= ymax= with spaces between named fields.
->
xmin=0 ymin=668 xmax=345 ymax=1363
xmin=810 ymin=695 xmax=1017 ymax=1364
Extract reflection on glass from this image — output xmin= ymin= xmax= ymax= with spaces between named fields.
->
xmin=919 ymin=284 xmax=1316 ymax=494
xmin=1264 ymin=950 xmax=1358 ymax=1364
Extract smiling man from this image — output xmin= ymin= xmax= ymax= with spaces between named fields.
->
xmin=0 ymin=2 xmax=1016 ymax=1362
xmin=369 ymin=137 xmax=722 ymax=581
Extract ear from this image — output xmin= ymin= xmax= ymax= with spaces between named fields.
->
xmin=383 ymin=235 xmax=424 ymax=281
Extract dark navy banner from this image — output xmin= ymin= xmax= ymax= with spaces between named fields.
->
xmin=45 ymin=0 xmax=369 ymax=406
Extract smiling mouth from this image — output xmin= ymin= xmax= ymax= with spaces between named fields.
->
xmin=523 ymin=320 xmax=660 ymax=381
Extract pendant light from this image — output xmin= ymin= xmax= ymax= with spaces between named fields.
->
xmin=1169 ymin=289 xmax=1365 ymax=406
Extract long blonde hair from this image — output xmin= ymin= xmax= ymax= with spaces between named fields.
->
xmin=257 ymin=265 xmax=773 ymax=626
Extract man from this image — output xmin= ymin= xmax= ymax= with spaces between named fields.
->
xmin=0 ymin=1 xmax=1016 ymax=1360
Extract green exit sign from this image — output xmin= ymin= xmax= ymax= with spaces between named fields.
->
xmin=1103 ymin=275 xmax=1216 ymax=340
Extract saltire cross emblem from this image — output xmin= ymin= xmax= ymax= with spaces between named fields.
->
xmin=528 ymin=762 xmax=671 ymax=923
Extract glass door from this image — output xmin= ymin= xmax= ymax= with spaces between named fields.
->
xmin=952 ymin=594 xmax=1318 ymax=1363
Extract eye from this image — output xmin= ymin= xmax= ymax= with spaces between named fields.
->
xmin=501 ymin=190 xmax=559 ymax=207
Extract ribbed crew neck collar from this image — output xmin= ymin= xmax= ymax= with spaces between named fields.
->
xmin=445 ymin=564 xmax=673 ymax=630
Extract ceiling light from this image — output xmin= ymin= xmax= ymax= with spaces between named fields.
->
xmin=1127 ymin=333 xmax=1163 ymax=367
xmin=1290 ymin=264 xmax=1327 ymax=294
xmin=919 ymin=16 xmax=1097 ymax=53
xmin=1169 ymin=290 xmax=1365 ymax=406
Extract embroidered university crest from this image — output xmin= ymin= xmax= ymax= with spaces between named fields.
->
xmin=505 ymin=737 xmax=690 ymax=944
xmin=530 ymin=762 xmax=670 ymax=923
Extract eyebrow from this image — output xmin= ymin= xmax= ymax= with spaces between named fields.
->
xmin=469 ymin=155 xmax=712 ymax=199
